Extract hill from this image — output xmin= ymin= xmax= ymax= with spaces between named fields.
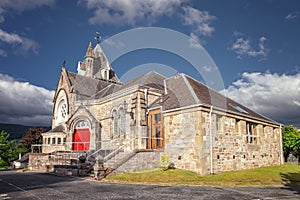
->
xmin=0 ymin=123 xmax=50 ymax=140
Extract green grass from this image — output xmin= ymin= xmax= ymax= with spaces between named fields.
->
xmin=106 ymin=163 xmax=300 ymax=186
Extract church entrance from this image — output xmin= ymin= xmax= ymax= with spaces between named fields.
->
xmin=73 ymin=120 xmax=90 ymax=151
xmin=73 ymin=129 xmax=90 ymax=150
xmin=147 ymin=109 xmax=164 ymax=149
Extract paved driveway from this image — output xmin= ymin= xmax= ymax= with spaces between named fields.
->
xmin=0 ymin=170 xmax=299 ymax=200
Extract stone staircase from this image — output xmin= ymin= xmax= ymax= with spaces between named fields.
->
xmin=49 ymin=139 xmax=152 ymax=179
xmin=91 ymin=150 xmax=138 ymax=180
xmin=104 ymin=151 xmax=137 ymax=169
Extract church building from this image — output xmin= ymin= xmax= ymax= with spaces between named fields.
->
xmin=29 ymin=41 xmax=283 ymax=176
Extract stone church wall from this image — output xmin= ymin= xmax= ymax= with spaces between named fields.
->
xmin=163 ymin=107 xmax=209 ymax=175
xmin=162 ymin=106 xmax=282 ymax=176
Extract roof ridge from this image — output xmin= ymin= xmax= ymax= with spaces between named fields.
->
xmin=181 ymin=74 xmax=201 ymax=104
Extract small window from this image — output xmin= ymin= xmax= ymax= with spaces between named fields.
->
xmin=58 ymin=138 xmax=61 ymax=144
xmin=48 ymin=138 xmax=50 ymax=144
xmin=216 ymin=115 xmax=223 ymax=132
xmin=154 ymin=113 xmax=161 ymax=123
xmin=246 ymin=122 xmax=258 ymax=144
xmin=52 ymin=138 xmax=56 ymax=144
xmin=63 ymin=138 xmax=66 ymax=144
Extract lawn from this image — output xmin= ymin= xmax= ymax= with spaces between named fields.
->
xmin=106 ymin=163 xmax=300 ymax=186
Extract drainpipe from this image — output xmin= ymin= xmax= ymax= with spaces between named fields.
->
xmin=279 ymin=124 xmax=283 ymax=164
xmin=209 ymin=106 xmax=213 ymax=174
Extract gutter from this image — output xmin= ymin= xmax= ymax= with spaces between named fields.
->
xmin=209 ymin=106 xmax=214 ymax=174
xmin=279 ymin=124 xmax=284 ymax=164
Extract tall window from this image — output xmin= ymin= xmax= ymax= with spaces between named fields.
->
xmin=57 ymin=98 xmax=68 ymax=124
xmin=246 ymin=122 xmax=258 ymax=144
xmin=112 ymin=110 xmax=118 ymax=136
xmin=119 ymin=108 xmax=126 ymax=134
xmin=235 ymin=119 xmax=240 ymax=135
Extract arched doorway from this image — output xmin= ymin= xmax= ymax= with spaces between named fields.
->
xmin=73 ymin=120 xmax=90 ymax=151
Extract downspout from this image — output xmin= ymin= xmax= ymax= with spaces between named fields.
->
xmin=279 ymin=124 xmax=283 ymax=164
xmin=209 ymin=106 xmax=214 ymax=174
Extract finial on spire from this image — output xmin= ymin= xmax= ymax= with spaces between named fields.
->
xmin=63 ymin=60 xmax=66 ymax=67
xmin=95 ymin=32 xmax=101 ymax=44
xmin=85 ymin=42 xmax=94 ymax=58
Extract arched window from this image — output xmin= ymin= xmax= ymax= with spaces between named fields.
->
xmin=119 ymin=108 xmax=126 ymax=134
xmin=112 ymin=110 xmax=118 ymax=136
xmin=75 ymin=120 xmax=89 ymax=129
xmin=56 ymin=98 xmax=68 ymax=124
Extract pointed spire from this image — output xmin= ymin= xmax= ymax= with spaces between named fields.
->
xmin=85 ymin=42 xmax=94 ymax=59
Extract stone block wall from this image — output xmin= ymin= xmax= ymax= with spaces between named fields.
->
xmin=162 ymin=106 xmax=282 ymax=176
xmin=203 ymin=110 xmax=282 ymax=174
xmin=29 ymin=153 xmax=52 ymax=172
xmin=163 ymin=108 xmax=209 ymax=175
xmin=116 ymin=151 xmax=163 ymax=173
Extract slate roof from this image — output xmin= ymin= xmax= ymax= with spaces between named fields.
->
xmin=43 ymin=124 xmax=65 ymax=134
xmin=65 ymin=69 xmax=277 ymax=124
xmin=160 ymin=74 xmax=276 ymax=123
xmin=67 ymin=71 xmax=116 ymax=99
xmin=117 ymin=71 xmax=166 ymax=92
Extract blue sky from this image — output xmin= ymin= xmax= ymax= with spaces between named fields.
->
xmin=0 ymin=0 xmax=300 ymax=127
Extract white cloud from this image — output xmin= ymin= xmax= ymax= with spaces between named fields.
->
xmin=0 ymin=0 xmax=55 ymax=12
xmin=0 ymin=1 xmax=52 ymax=56
xmin=103 ymin=38 xmax=125 ymax=49
xmin=0 ymin=0 xmax=55 ymax=23
xmin=189 ymin=32 xmax=201 ymax=49
xmin=0 ymin=29 xmax=22 ymax=44
xmin=80 ymin=0 xmax=187 ymax=26
xmin=222 ymin=72 xmax=300 ymax=128
xmin=181 ymin=6 xmax=216 ymax=37
xmin=0 ymin=28 xmax=39 ymax=55
xmin=286 ymin=11 xmax=299 ymax=20
xmin=230 ymin=34 xmax=269 ymax=59
xmin=80 ymin=1 xmax=216 ymax=46
xmin=0 ymin=73 xmax=55 ymax=126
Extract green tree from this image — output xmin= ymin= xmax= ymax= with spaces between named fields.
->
xmin=21 ymin=127 xmax=45 ymax=152
xmin=0 ymin=130 xmax=26 ymax=168
xmin=282 ymin=125 xmax=300 ymax=161
xmin=0 ymin=130 xmax=10 ymax=167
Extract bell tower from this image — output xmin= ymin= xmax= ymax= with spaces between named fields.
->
xmin=77 ymin=33 xmax=119 ymax=82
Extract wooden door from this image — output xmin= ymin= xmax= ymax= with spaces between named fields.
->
xmin=73 ymin=128 xmax=90 ymax=151
xmin=147 ymin=109 xmax=164 ymax=149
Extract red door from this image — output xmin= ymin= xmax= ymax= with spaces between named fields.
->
xmin=73 ymin=128 xmax=90 ymax=150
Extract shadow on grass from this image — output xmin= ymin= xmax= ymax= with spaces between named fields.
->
xmin=280 ymin=171 xmax=300 ymax=194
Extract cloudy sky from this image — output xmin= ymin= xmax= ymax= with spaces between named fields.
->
xmin=0 ymin=0 xmax=300 ymax=128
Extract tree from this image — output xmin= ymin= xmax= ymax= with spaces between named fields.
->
xmin=0 ymin=130 xmax=10 ymax=167
xmin=282 ymin=125 xmax=300 ymax=161
xmin=21 ymin=127 xmax=45 ymax=152
xmin=0 ymin=130 xmax=26 ymax=168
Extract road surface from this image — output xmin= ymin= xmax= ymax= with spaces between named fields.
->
xmin=0 ymin=170 xmax=300 ymax=200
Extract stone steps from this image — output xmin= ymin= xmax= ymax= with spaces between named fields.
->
xmin=104 ymin=152 xmax=133 ymax=169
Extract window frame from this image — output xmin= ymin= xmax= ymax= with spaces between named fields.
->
xmin=246 ymin=122 xmax=258 ymax=144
